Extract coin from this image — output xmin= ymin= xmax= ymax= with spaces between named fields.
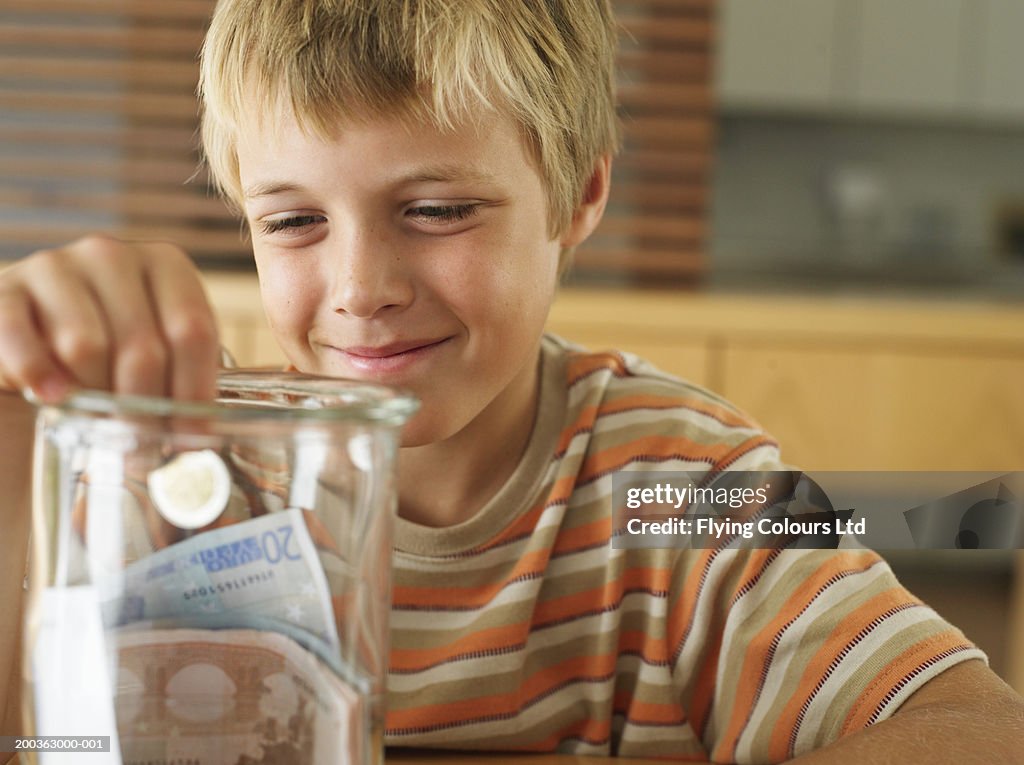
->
xmin=147 ymin=449 xmax=232 ymax=529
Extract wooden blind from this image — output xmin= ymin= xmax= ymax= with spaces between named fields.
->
xmin=0 ymin=0 xmax=237 ymax=264
xmin=0 ymin=0 xmax=714 ymax=281
xmin=578 ymin=0 xmax=714 ymax=282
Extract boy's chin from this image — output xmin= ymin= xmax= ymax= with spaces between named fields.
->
xmin=398 ymin=413 xmax=448 ymax=449
xmin=397 ymin=406 xmax=471 ymax=450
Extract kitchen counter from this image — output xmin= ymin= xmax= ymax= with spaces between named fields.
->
xmin=705 ymin=260 xmax=1024 ymax=301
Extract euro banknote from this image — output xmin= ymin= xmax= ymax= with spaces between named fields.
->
xmin=96 ymin=508 xmax=343 ymax=672
xmin=114 ymin=627 xmax=368 ymax=765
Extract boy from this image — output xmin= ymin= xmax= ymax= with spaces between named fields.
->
xmin=1 ymin=0 xmax=1021 ymax=762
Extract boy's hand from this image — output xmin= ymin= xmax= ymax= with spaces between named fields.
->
xmin=0 ymin=235 xmax=220 ymax=402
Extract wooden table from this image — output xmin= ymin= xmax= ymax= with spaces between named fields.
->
xmin=387 ymin=752 xmax=668 ymax=764
xmin=5 ymin=752 xmax=671 ymax=765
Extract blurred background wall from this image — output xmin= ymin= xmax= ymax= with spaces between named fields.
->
xmin=1 ymin=0 xmax=1022 ymax=694
xmin=713 ymin=0 xmax=1024 ymax=293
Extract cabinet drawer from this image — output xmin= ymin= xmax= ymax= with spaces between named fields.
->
xmin=721 ymin=342 xmax=1024 ymax=470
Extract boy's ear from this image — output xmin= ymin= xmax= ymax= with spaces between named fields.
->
xmin=560 ymin=155 xmax=612 ymax=249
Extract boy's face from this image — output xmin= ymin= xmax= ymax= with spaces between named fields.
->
xmin=236 ymin=105 xmax=564 ymax=446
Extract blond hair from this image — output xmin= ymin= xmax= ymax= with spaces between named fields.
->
xmin=198 ymin=0 xmax=620 ymax=263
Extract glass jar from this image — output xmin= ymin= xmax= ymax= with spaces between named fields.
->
xmin=22 ymin=372 xmax=417 ymax=765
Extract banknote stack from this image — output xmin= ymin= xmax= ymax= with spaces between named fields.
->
xmin=37 ymin=441 xmax=385 ymax=765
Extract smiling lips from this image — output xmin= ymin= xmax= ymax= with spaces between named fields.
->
xmin=337 ymin=337 xmax=450 ymax=375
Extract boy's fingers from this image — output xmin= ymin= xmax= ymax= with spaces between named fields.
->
xmin=74 ymin=249 xmax=170 ymax=398
xmin=143 ymin=246 xmax=220 ymax=401
xmin=0 ymin=288 xmax=71 ymax=400
xmin=15 ymin=252 xmax=112 ymax=392
xmin=0 ymin=236 xmax=219 ymax=402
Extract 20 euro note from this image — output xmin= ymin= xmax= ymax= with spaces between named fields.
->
xmin=96 ymin=508 xmax=342 ymax=672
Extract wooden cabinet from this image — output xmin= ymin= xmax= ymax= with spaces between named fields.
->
xmin=718 ymin=0 xmax=1024 ymax=123
xmin=974 ymin=0 xmax=1024 ymax=118
xmin=854 ymin=0 xmax=965 ymax=114
xmin=720 ymin=342 xmax=1024 ymax=471
xmin=204 ymin=274 xmax=289 ymax=369
xmin=716 ymin=0 xmax=841 ymax=109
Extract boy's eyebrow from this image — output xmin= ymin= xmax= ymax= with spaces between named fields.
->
xmin=399 ymin=164 xmax=501 ymax=185
xmin=244 ymin=165 xmax=501 ymax=200
xmin=244 ymin=182 xmax=306 ymax=200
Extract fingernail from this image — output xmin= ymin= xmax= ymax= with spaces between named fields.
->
xmin=34 ymin=377 xmax=70 ymax=403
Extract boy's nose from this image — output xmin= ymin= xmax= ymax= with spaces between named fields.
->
xmin=329 ymin=229 xmax=414 ymax=319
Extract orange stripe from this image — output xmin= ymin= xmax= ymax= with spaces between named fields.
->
xmin=687 ymin=631 xmax=722 ymax=737
xmin=579 ymin=434 xmax=776 ymax=483
xmin=766 ymin=587 xmax=921 ymax=759
xmin=597 ymin=393 xmax=753 ymax=430
xmin=551 ymin=515 xmax=612 ymax=555
xmin=566 ymin=351 xmax=627 ymax=382
xmin=392 ymin=547 xmax=550 ymax=608
xmin=532 ymin=565 xmax=666 ymax=626
xmin=553 ymin=410 xmax=597 ymax=455
xmin=473 ymin=473 xmax=582 ymax=553
xmin=617 ymin=628 xmax=669 ymax=665
xmin=840 ymin=630 xmax=973 ymax=735
xmin=628 ymin=700 xmax=686 ymax=725
xmin=386 ymin=652 xmax=621 ymax=730
xmin=665 ymin=548 xmax=717 ymax=663
xmin=507 ymin=715 xmax=612 ymax=752
xmin=391 ymin=622 xmax=528 ymax=671
xmin=669 ymin=550 xmax=773 ymax=735
xmin=713 ymin=550 xmax=879 ymax=762
xmin=612 ymin=692 xmax=687 ymax=725
xmin=663 ymin=548 xmax=774 ymax=663
xmin=556 ymin=394 xmax=754 ymax=462
xmin=620 ymin=564 xmax=673 ymax=594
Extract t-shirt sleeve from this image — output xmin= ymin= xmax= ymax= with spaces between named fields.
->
xmin=672 ymin=543 xmax=985 ymax=764
xmin=590 ymin=353 xmax=987 ymax=763
xmin=662 ymin=436 xmax=986 ymax=764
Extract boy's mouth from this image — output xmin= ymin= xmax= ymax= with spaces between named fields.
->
xmin=342 ymin=338 xmax=449 ymax=358
xmin=334 ymin=337 xmax=452 ymax=376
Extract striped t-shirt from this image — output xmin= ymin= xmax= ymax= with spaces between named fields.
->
xmin=385 ymin=334 xmax=984 ymax=761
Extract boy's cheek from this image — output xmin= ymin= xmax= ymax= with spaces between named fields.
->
xmin=256 ymin=265 xmax=321 ymax=345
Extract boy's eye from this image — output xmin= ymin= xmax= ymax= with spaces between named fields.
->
xmin=407 ymin=204 xmax=479 ymax=224
xmin=257 ymin=214 xmax=325 ymax=235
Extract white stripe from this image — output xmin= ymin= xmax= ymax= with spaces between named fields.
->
xmin=620 ymin=721 xmax=701 ymax=746
xmin=388 ymin=590 xmax=669 ymax=693
xmin=734 ymin=560 xmax=890 ymax=762
xmin=390 ymin=573 xmax=544 ymax=630
xmin=615 ymin=650 xmax=675 ymax=691
xmin=389 ymin=663 xmax=617 ymax=743
xmin=867 ymin=649 xmax=986 ymax=724
xmin=725 ymin=445 xmax=782 ymax=470
xmin=559 ymin=421 xmax=594 ymax=457
xmin=617 ymin=455 xmax=737 ymax=473
xmin=566 ymin=367 xmax=606 ymax=408
xmin=593 ymin=405 xmax=758 ymax=443
xmin=670 ymin=549 xmax=753 ymax=694
xmin=707 ymin=549 xmax=815 ymax=742
xmin=792 ymin=604 xmax=965 ymax=755
xmin=393 ymin=494 xmax=569 ymax=576
xmin=556 ymin=470 xmax=613 ymax=509
xmin=544 ymin=538 xmax=620 ymax=578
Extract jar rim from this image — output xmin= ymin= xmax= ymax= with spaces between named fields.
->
xmin=29 ymin=370 xmax=419 ymax=425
